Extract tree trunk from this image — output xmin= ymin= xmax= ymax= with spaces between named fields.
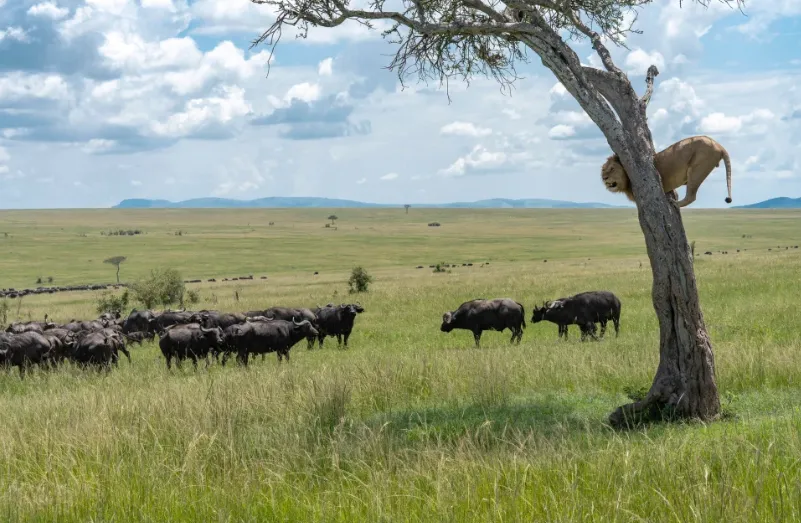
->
xmin=606 ymin=114 xmax=720 ymax=428
xmin=116 ymin=265 xmax=120 ymax=284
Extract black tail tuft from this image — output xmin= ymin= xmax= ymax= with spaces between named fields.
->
xmin=725 ymin=197 xmax=732 ymax=204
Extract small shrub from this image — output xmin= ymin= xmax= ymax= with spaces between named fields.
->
xmin=348 ymin=266 xmax=373 ymax=294
xmin=186 ymin=289 xmax=200 ymax=305
xmin=47 ymin=276 xmax=53 ymax=284
xmin=130 ymin=268 xmax=185 ymax=309
xmin=35 ymin=277 xmax=42 ymax=285
xmin=433 ymin=263 xmax=446 ymax=273
xmin=96 ymin=290 xmax=130 ymax=316
xmin=0 ymin=300 xmax=9 ymax=325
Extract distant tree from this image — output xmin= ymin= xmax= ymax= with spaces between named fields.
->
xmin=404 ymin=204 xmax=411 ymax=215
xmin=104 ymin=256 xmax=127 ymax=283
xmin=251 ymin=0 xmax=748 ymax=427
xmin=328 ymin=215 xmax=338 ymax=226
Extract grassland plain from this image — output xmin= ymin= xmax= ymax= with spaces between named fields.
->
xmin=1 ymin=208 xmax=801 ymax=522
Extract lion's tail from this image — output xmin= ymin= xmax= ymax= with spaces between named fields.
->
xmin=722 ymin=148 xmax=732 ymax=204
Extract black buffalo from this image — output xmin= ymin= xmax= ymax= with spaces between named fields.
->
xmin=70 ymin=331 xmax=118 ymax=368
xmin=259 ymin=307 xmax=318 ymax=349
xmin=158 ymin=324 xmax=225 ymax=369
xmin=189 ymin=310 xmax=246 ymax=330
xmin=440 ymin=298 xmax=525 ymax=348
xmin=0 ymin=331 xmax=54 ymax=376
xmin=149 ymin=310 xmax=194 ymax=333
xmin=530 ymin=290 xmax=621 ymax=341
xmin=224 ymin=318 xmax=318 ymax=365
xmin=123 ymin=309 xmax=157 ymax=334
xmin=311 ymin=303 xmax=364 ymax=348
xmin=5 ymin=321 xmax=45 ymax=334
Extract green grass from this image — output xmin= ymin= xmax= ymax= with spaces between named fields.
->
xmin=1 ymin=208 xmax=801 ymax=521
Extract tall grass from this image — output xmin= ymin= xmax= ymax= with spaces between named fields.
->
xmin=0 ymin=209 xmax=800 ymax=520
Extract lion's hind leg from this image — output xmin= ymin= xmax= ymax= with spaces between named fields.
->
xmin=676 ymin=157 xmax=717 ymax=208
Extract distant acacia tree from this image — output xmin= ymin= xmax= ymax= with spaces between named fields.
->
xmin=328 ymin=215 xmax=338 ymax=226
xmin=251 ymin=0 xmax=748 ymax=427
xmin=404 ymin=204 xmax=411 ymax=215
xmin=104 ymin=256 xmax=127 ymax=283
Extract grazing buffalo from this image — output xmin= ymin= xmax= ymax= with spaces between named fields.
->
xmin=5 ymin=321 xmax=45 ymax=334
xmin=189 ymin=310 xmax=246 ymax=330
xmin=224 ymin=318 xmax=318 ymax=365
xmin=259 ymin=307 xmax=318 ymax=349
xmin=440 ymin=298 xmax=526 ymax=348
xmin=149 ymin=310 xmax=194 ymax=333
xmin=70 ymin=331 xmax=117 ymax=369
xmin=0 ymin=331 xmax=55 ymax=376
xmin=158 ymin=324 xmax=225 ymax=370
xmin=531 ymin=290 xmax=621 ymax=341
xmin=311 ymin=303 xmax=364 ymax=348
xmin=63 ymin=320 xmax=105 ymax=333
xmin=123 ymin=309 xmax=157 ymax=334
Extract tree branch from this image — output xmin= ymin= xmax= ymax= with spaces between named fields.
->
xmin=640 ymin=64 xmax=659 ymax=108
xmin=559 ymin=2 xmax=622 ymax=74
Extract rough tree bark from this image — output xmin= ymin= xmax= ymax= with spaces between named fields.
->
xmin=251 ymin=0 xmax=729 ymax=427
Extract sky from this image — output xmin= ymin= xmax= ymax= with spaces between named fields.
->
xmin=0 ymin=0 xmax=799 ymax=209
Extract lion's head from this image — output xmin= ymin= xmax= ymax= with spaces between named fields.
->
xmin=600 ymin=154 xmax=631 ymax=196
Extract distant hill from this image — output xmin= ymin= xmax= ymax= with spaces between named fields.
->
xmin=113 ymin=197 xmax=622 ymax=209
xmin=734 ymin=197 xmax=801 ymax=209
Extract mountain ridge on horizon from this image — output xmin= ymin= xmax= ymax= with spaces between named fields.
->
xmin=113 ymin=196 xmax=623 ymax=209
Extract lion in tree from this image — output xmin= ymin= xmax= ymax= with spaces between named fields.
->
xmin=601 ymin=135 xmax=733 ymax=208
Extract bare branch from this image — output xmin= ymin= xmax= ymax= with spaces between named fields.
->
xmin=560 ymin=3 xmax=622 ymax=74
xmin=640 ymin=64 xmax=659 ymax=108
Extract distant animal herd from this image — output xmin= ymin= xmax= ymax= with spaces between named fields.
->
xmin=0 ymin=290 xmax=622 ymax=377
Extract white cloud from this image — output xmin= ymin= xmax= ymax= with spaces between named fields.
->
xmin=624 ymin=48 xmax=666 ymax=75
xmin=548 ymin=124 xmax=576 ymax=139
xmin=150 ymin=85 xmax=252 ymax=138
xmin=0 ymin=27 xmax=28 ymax=43
xmin=440 ymin=121 xmax=493 ymax=137
xmin=0 ymin=146 xmax=10 ymax=163
xmin=503 ymin=108 xmax=521 ymax=120
xmin=27 ymin=2 xmax=69 ymax=19
xmin=698 ymin=109 xmax=776 ymax=135
xmin=283 ymin=82 xmax=321 ymax=104
xmin=552 ymin=111 xmax=592 ymax=127
xmin=81 ymin=139 xmax=117 ymax=154
xmin=549 ymin=82 xmax=567 ymax=97
xmin=380 ymin=172 xmax=399 ymax=181
xmin=0 ymin=73 xmax=72 ymax=102
xmin=439 ymin=145 xmax=508 ymax=177
xmin=318 ymin=57 xmax=333 ymax=76
xmin=659 ymin=78 xmax=704 ymax=117
xmin=131 ymin=179 xmax=143 ymax=186
xmin=356 ymin=177 xmax=367 ymax=185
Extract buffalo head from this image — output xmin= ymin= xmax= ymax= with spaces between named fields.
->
xmin=440 ymin=311 xmax=455 ymax=332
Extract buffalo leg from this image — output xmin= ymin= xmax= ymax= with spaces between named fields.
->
xmin=165 ymin=355 xmax=173 ymax=370
xmin=473 ymin=330 xmax=481 ymax=348
xmin=343 ymin=332 xmax=350 ymax=348
xmin=307 ymin=337 xmax=315 ymax=350
xmin=336 ymin=334 xmax=342 ymax=347
xmin=599 ymin=320 xmax=607 ymax=339
xmin=119 ymin=346 xmax=131 ymax=364
xmin=614 ymin=317 xmax=620 ymax=337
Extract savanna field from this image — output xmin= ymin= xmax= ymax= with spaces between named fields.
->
xmin=2 ymin=207 xmax=801 ymax=522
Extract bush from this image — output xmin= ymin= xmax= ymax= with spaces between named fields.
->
xmin=130 ymin=268 xmax=185 ymax=308
xmin=185 ymin=289 xmax=200 ymax=306
xmin=96 ymin=290 xmax=130 ymax=316
xmin=0 ymin=300 xmax=9 ymax=325
xmin=347 ymin=266 xmax=373 ymax=294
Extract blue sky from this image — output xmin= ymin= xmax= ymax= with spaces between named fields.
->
xmin=0 ymin=0 xmax=799 ymax=209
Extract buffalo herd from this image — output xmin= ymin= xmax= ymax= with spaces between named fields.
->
xmin=2 ymin=289 xmax=621 ymax=377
